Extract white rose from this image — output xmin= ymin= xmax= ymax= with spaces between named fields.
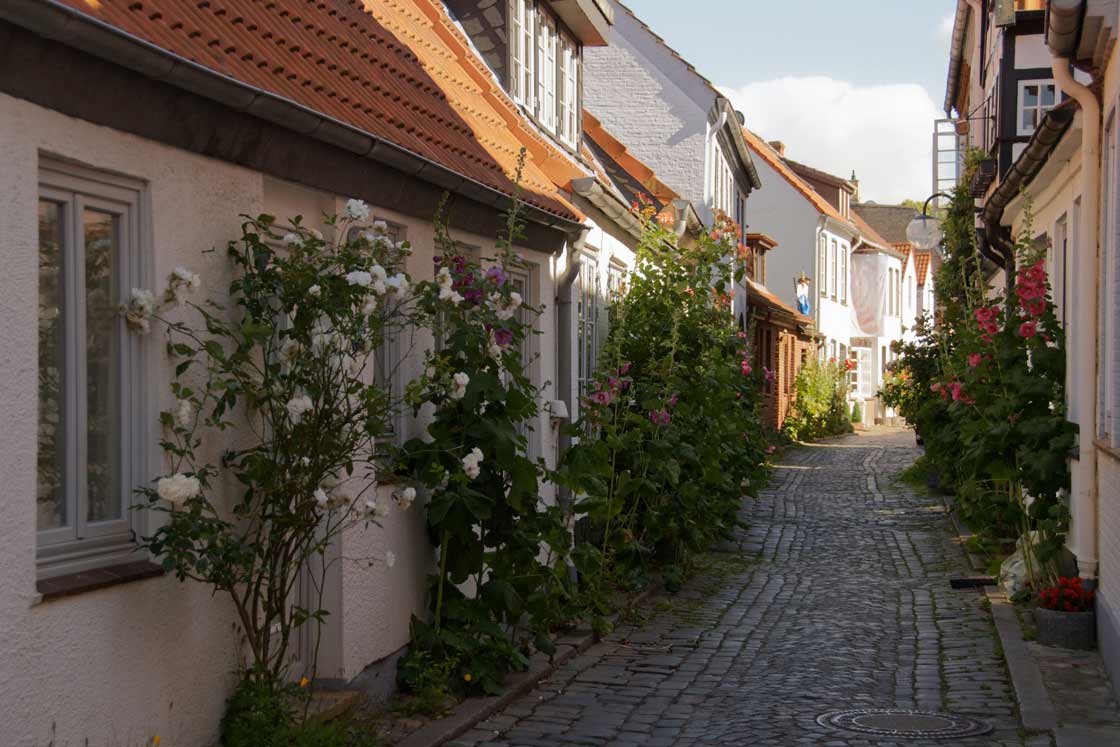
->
xmin=286 ymin=395 xmax=314 ymax=423
xmin=283 ymin=232 xmax=302 ymax=247
xmin=371 ymin=220 xmax=389 ymax=234
xmin=345 ymin=270 xmax=372 ymax=288
xmin=172 ymin=266 xmax=201 ymax=292
xmin=450 ymin=371 xmax=470 ymax=400
xmin=395 ymin=487 xmax=416 ymax=510
xmin=462 ymin=447 xmax=483 ymax=480
xmin=344 ymin=198 xmax=370 ymax=222
xmin=439 ymin=286 xmax=463 ymax=305
xmin=314 ymin=488 xmax=330 ymax=508
xmin=308 ymin=284 xmax=321 ymax=298
xmin=131 ymin=288 xmax=155 ymax=316
xmin=175 ymin=399 xmax=194 ymax=429
xmin=436 ymin=267 xmax=453 ymax=289
xmin=279 ymin=338 xmax=301 ymax=363
xmin=157 ymin=473 xmax=200 ymax=505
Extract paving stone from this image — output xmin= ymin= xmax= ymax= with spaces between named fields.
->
xmin=456 ymin=429 xmax=1028 ymax=746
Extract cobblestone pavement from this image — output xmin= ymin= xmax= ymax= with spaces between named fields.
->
xmin=452 ymin=428 xmax=1036 ymax=746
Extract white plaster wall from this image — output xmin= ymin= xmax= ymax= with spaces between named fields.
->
xmin=739 ymin=157 xmax=820 ymax=311
xmin=583 ymin=3 xmax=710 ymax=212
xmin=817 ymin=230 xmax=854 ymax=350
xmin=1015 ymin=33 xmax=1052 ymax=69
xmin=0 ymin=92 xmax=266 ymax=747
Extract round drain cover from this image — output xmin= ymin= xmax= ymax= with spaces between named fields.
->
xmin=817 ymin=708 xmax=992 ymax=739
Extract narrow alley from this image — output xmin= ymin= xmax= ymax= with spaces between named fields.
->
xmin=450 ymin=429 xmax=1024 ymax=746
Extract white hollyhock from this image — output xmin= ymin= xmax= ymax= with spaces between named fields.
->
xmin=123 ymin=288 xmax=156 ymax=333
xmin=462 ymin=447 xmax=483 ymax=480
xmin=371 ymin=220 xmax=389 ymax=234
xmin=279 ymin=338 xmax=301 ymax=363
xmin=171 ymin=266 xmax=202 ymax=293
xmin=285 ymin=394 xmax=314 ymax=423
xmin=308 ymin=284 xmax=321 ymax=298
xmin=310 ymin=315 xmax=336 ymax=353
xmin=344 ymin=198 xmax=370 ymax=222
xmin=157 ymin=473 xmax=200 ymax=505
xmin=345 ymin=270 xmax=372 ymax=288
xmin=175 ymin=399 xmax=194 ymax=429
xmin=395 ymin=487 xmax=416 ymax=510
xmin=436 ymin=266 xmax=453 ymax=290
xmin=283 ymin=232 xmax=302 ymax=247
xmin=314 ymin=488 xmax=330 ymax=508
xmin=450 ymin=371 xmax=470 ymax=400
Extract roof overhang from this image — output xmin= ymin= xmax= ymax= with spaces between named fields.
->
xmin=571 ymin=176 xmax=644 ymax=240
xmin=716 ymin=98 xmax=762 ymax=192
xmin=2 ymin=0 xmax=585 ymax=233
xmin=550 ymin=0 xmax=613 ymax=46
xmin=823 ymin=215 xmax=860 ymax=241
xmin=943 ymin=0 xmax=972 ymax=115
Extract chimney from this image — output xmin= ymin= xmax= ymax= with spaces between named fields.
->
xmin=768 ymin=140 xmax=786 ymax=156
xmin=850 ymin=170 xmax=860 ymax=202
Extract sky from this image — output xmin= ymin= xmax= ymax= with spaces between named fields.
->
xmin=625 ymin=0 xmax=959 ymax=204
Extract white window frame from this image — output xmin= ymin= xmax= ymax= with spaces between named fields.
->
xmin=576 ymin=252 xmax=600 ymax=405
xmin=509 ymin=0 xmax=536 ymax=109
xmin=830 ymin=239 xmax=838 ymax=299
xmin=37 ymin=157 xmax=150 ymax=578
xmin=839 ymin=244 xmax=848 ymax=304
xmin=818 ymin=234 xmax=827 ymax=296
xmin=536 ymin=12 xmax=558 ymax=133
xmin=1018 ymin=79 xmax=1058 ymax=136
xmin=558 ymin=31 xmax=580 ymax=148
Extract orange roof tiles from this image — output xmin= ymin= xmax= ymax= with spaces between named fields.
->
xmin=893 ymin=242 xmax=913 ymax=273
xmin=914 ymin=252 xmax=933 ymax=285
xmin=740 ymin=128 xmax=856 ymax=232
xmin=583 ymin=111 xmax=678 ymax=204
xmin=51 ymin=0 xmax=583 ymax=221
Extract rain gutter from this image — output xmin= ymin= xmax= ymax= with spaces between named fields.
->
xmin=943 ymin=0 xmax=973 ymax=115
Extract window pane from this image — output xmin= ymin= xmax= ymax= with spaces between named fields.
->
xmin=38 ymin=200 xmax=67 ymax=531
xmin=1023 ymin=85 xmax=1038 ymax=107
xmin=84 ymin=208 xmax=122 ymax=523
xmin=1041 ymin=84 xmax=1056 ymax=107
xmin=1022 ymin=108 xmax=1037 ymax=131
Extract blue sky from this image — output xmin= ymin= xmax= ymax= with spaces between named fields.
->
xmin=624 ymin=0 xmax=959 ymax=203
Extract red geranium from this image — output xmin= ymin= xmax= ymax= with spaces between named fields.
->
xmin=1038 ymin=577 xmax=1095 ymax=612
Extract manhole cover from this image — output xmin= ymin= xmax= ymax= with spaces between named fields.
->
xmin=816 ymin=708 xmax=992 ymax=739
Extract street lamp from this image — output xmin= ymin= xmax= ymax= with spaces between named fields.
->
xmin=906 ymin=192 xmax=952 ymax=253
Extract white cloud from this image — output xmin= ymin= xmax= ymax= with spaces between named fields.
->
xmin=938 ymin=12 xmax=956 ymax=41
xmin=721 ymin=76 xmax=941 ymax=204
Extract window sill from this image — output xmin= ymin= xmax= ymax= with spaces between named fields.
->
xmin=36 ymin=560 xmax=164 ymax=603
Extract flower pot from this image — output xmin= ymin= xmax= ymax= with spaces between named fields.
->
xmin=1035 ymin=606 xmax=1096 ymax=650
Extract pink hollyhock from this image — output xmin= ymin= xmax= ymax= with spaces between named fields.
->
xmin=1018 ymin=320 xmax=1038 ymax=338
xmin=764 ymin=367 xmax=774 ymax=382
xmin=765 ymin=445 xmax=777 ymax=455
xmin=949 ymin=382 xmax=963 ymax=401
xmin=648 ymin=409 xmax=671 ymax=426
xmin=590 ymin=391 xmax=612 ymax=406
xmin=669 ymin=394 xmax=680 ymax=407
xmin=741 ymin=361 xmax=752 ymax=376
xmin=968 ymin=353 xmax=982 ymax=368
xmin=619 ymin=362 xmax=632 ymax=375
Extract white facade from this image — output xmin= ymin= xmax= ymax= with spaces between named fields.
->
xmin=0 ymin=82 xmax=586 ymax=743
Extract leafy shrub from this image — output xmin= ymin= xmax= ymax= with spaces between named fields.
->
xmin=558 ymin=205 xmax=768 ymax=617
xmin=220 ymin=679 xmax=354 ymax=747
xmin=782 ymin=358 xmax=852 ymax=441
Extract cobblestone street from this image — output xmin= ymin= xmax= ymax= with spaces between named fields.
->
xmin=451 ymin=429 xmax=1031 ymax=746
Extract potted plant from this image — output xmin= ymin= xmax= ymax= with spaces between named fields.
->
xmin=1035 ymin=577 xmax=1096 ymax=650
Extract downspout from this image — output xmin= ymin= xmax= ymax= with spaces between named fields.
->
xmin=555 ymin=226 xmax=589 ymax=516
xmin=1051 ymin=48 xmax=1100 ymax=579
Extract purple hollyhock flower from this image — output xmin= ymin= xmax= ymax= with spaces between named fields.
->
xmin=493 ymin=327 xmax=514 ymax=347
xmin=485 ymin=266 xmax=506 ymax=288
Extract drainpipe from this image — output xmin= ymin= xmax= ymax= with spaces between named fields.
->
xmin=1051 ymin=52 xmax=1100 ymax=579
xmin=555 ymin=227 xmax=589 ymax=516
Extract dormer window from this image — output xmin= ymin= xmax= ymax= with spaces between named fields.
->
xmin=507 ymin=0 xmax=582 ymax=149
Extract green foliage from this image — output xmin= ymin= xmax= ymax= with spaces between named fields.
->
xmin=850 ymin=401 xmax=862 ymax=424
xmin=881 ymin=160 xmax=1075 ymax=587
xmin=220 ymin=679 xmax=355 ymax=747
xmin=395 ymin=181 xmax=575 ymax=698
xmin=137 ymin=209 xmax=414 ymax=686
xmin=556 ymin=205 xmax=768 ymax=622
xmin=782 ymin=358 xmax=853 ymax=441
xmin=393 ymin=650 xmax=455 ymax=717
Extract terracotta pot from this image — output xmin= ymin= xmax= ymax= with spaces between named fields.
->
xmin=1035 ymin=606 xmax=1096 ymax=650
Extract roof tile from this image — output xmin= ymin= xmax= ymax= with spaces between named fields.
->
xmin=51 ymin=0 xmax=581 ymax=221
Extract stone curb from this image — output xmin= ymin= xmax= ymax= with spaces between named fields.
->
xmin=984 ymin=588 xmax=1059 ymax=735
xmin=395 ymin=584 xmax=661 ymax=747
xmin=939 ymin=494 xmax=989 ymax=573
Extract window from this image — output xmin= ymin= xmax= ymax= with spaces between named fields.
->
xmin=1018 ymin=79 xmax=1057 ymax=136
xmin=856 ymin=347 xmax=873 ymax=397
xmin=818 ymin=235 xmax=827 ymax=296
xmin=509 ymin=0 xmax=535 ymax=108
xmin=830 ymin=240 xmax=838 ymax=298
xmin=348 ymin=220 xmax=407 ymax=444
xmin=839 ymin=245 xmax=847 ymax=304
xmin=708 ymin=140 xmax=737 ymax=215
xmin=38 ymin=159 xmax=147 ymax=577
xmin=576 ymin=253 xmax=600 ymax=403
xmin=558 ymin=32 xmax=579 ymax=148
xmin=536 ymin=13 xmax=558 ymax=133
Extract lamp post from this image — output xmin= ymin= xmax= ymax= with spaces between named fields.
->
xmin=906 ymin=192 xmax=952 ymax=253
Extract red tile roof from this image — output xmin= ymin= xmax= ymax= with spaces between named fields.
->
xmin=583 ymin=111 xmax=679 ymax=204
xmin=914 ymin=251 xmax=933 ymax=285
xmin=893 ymin=242 xmax=913 ymax=274
xmin=51 ymin=0 xmax=583 ymax=221
xmin=740 ymin=128 xmax=856 ymax=232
